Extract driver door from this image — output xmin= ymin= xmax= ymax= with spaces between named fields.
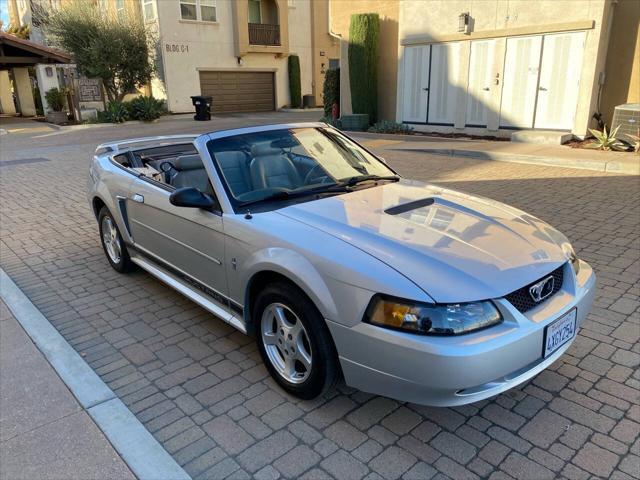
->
xmin=126 ymin=165 xmax=229 ymax=306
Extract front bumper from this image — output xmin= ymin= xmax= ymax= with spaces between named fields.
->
xmin=328 ymin=261 xmax=596 ymax=406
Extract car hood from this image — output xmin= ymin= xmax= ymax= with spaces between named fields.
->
xmin=277 ymin=180 xmax=570 ymax=303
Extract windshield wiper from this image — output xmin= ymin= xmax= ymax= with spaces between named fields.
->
xmin=337 ymin=174 xmax=400 ymax=187
xmin=238 ymin=189 xmax=317 ymax=207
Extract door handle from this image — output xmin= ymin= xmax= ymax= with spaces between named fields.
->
xmin=131 ymin=194 xmax=144 ymax=203
xmin=483 ymin=87 xmax=490 ymax=91
xmin=539 ymin=86 xmax=547 ymax=91
xmin=422 ymin=88 xmax=429 ymax=91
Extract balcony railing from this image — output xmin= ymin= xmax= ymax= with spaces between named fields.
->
xmin=248 ymin=23 xmax=281 ymax=46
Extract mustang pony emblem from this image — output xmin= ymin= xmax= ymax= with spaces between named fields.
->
xmin=529 ymin=275 xmax=555 ymax=303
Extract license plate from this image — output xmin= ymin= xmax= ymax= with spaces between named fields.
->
xmin=543 ymin=309 xmax=577 ymax=358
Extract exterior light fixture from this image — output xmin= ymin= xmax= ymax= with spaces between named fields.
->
xmin=45 ymin=66 xmax=54 ymax=77
xmin=458 ymin=12 xmax=470 ymax=34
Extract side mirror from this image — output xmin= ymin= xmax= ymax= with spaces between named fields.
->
xmin=169 ymin=187 xmax=215 ymax=209
xmin=378 ymin=156 xmax=387 ymax=164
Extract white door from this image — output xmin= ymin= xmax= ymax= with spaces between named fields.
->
xmin=534 ymin=32 xmax=585 ymax=130
xmin=428 ymin=42 xmax=461 ymax=125
xmin=466 ymin=40 xmax=495 ymax=127
xmin=402 ymin=45 xmax=430 ymax=123
xmin=499 ymin=35 xmax=543 ymax=128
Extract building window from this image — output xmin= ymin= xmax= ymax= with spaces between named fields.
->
xmin=142 ymin=0 xmax=155 ymax=21
xmin=200 ymin=0 xmax=216 ymax=21
xmin=180 ymin=0 xmax=216 ymax=22
xmin=248 ymin=0 xmax=261 ymax=23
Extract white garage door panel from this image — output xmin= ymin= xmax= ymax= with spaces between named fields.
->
xmin=499 ymin=36 xmax=542 ymax=128
xmin=466 ymin=40 xmax=495 ymax=127
xmin=428 ymin=42 xmax=461 ymax=125
xmin=402 ymin=45 xmax=430 ymax=123
xmin=534 ymin=32 xmax=585 ymax=130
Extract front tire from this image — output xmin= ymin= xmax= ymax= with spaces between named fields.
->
xmin=98 ymin=207 xmax=134 ymax=273
xmin=254 ymin=282 xmax=339 ymax=399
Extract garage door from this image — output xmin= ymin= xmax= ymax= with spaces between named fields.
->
xmin=199 ymin=71 xmax=275 ymax=113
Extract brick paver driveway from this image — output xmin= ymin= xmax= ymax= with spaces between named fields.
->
xmin=1 ymin=116 xmax=638 ymax=479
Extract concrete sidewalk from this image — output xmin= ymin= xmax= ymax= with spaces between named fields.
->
xmin=0 ymin=300 xmax=135 ymax=480
xmin=352 ymin=132 xmax=640 ymax=175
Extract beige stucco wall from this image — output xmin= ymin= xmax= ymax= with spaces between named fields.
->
xmin=310 ymin=0 xmax=340 ymax=106
xmin=153 ymin=0 xmax=313 ymax=113
xmin=397 ymin=0 xmax=615 ymax=136
xmin=600 ymin=0 xmax=640 ymax=127
xmin=330 ymin=0 xmax=399 ymax=121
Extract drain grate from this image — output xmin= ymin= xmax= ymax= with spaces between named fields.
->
xmin=0 ymin=158 xmax=51 ymax=167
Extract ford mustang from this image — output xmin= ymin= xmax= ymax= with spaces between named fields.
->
xmin=88 ymin=123 xmax=596 ymax=406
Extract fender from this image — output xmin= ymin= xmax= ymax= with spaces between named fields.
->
xmin=241 ymin=247 xmax=339 ymax=323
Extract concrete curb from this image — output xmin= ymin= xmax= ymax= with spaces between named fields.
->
xmin=0 ymin=268 xmax=191 ymax=480
xmin=393 ymin=147 xmax=640 ymax=175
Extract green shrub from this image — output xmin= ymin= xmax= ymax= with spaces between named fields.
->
xmin=322 ymin=68 xmax=340 ymax=118
xmin=348 ymin=13 xmax=379 ymax=124
xmin=126 ymin=95 xmax=166 ymax=121
xmin=99 ymin=101 xmax=129 ymax=123
xmin=44 ymin=87 xmax=67 ymax=112
xmin=368 ymin=120 xmax=413 ymax=134
xmin=288 ymin=55 xmax=302 ymax=109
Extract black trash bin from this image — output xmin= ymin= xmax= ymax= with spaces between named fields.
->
xmin=191 ymin=95 xmax=212 ymax=121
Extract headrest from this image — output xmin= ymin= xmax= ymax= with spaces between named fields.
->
xmin=174 ymin=154 xmax=203 ymax=171
xmin=251 ymin=143 xmax=281 ymax=157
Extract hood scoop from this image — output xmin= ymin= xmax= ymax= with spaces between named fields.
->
xmin=385 ymin=197 xmax=435 ymax=215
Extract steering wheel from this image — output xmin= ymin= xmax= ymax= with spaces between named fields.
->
xmin=304 ymin=164 xmax=332 ymax=185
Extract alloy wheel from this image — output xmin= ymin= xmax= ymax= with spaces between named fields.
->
xmin=260 ymin=302 xmax=313 ymax=384
xmin=101 ymin=215 xmax=122 ymax=264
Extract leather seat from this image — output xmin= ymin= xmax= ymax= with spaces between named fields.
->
xmin=172 ymin=154 xmax=213 ymax=195
xmin=249 ymin=144 xmax=301 ymax=190
xmin=215 ymin=151 xmax=252 ymax=196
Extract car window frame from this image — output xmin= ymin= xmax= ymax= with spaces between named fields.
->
xmin=108 ymin=144 xmax=223 ymax=216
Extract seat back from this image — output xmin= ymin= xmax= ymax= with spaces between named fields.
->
xmin=216 ymin=151 xmax=251 ymax=196
xmin=172 ymin=154 xmax=213 ymax=195
xmin=249 ymin=145 xmax=301 ymax=190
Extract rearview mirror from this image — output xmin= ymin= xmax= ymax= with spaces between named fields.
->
xmin=169 ymin=187 xmax=215 ymax=209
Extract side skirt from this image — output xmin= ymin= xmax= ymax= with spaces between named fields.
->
xmin=129 ymin=252 xmax=247 ymax=335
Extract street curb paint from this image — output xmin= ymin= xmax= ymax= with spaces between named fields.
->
xmin=0 ymin=268 xmax=191 ymax=480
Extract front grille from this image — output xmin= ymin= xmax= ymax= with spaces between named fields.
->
xmin=505 ymin=265 xmax=565 ymax=313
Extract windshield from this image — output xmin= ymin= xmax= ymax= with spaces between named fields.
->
xmin=206 ymin=127 xmax=396 ymax=209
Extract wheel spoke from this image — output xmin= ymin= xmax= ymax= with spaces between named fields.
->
xmin=294 ymin=342 xmax=312 ymax=370
xmin=263 ymin=332 xmax=278 ymax=346
xmin=274 ymin=306 xmax=288 ymax=327
xmin=289 ymin=320 xmax=302 ymax=339
xmin=284 ymin=355 xmax=296 ymax=378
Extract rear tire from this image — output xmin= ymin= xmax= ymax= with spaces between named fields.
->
xmin=254 ymin=281 xmax=339 ymax=399
xmin=98 ymin=207 xmax=134 ymax=273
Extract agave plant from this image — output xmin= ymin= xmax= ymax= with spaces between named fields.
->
xmin=586 ymin=125 xmax=627 ymax=151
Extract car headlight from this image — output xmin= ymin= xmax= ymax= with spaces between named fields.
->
xmin=364 ymin=295 xmax=503 ymax=335
xmin=562 ymin=243 xmax=580 ymax=275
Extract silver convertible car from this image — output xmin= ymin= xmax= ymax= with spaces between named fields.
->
xmin=88 ymin=123 xmax=596 ymax=406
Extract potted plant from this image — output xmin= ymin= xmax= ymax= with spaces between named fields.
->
xmin=44 ymin=87 xmax=69 ymax=124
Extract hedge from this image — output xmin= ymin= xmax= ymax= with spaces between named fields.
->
xmin=322 ymin=68 xmax=340 ymax=118
xmin=348 ymin=13 xmax=379 ymax=124
xmin=288 ymin=55 xmax=302 ymax=108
